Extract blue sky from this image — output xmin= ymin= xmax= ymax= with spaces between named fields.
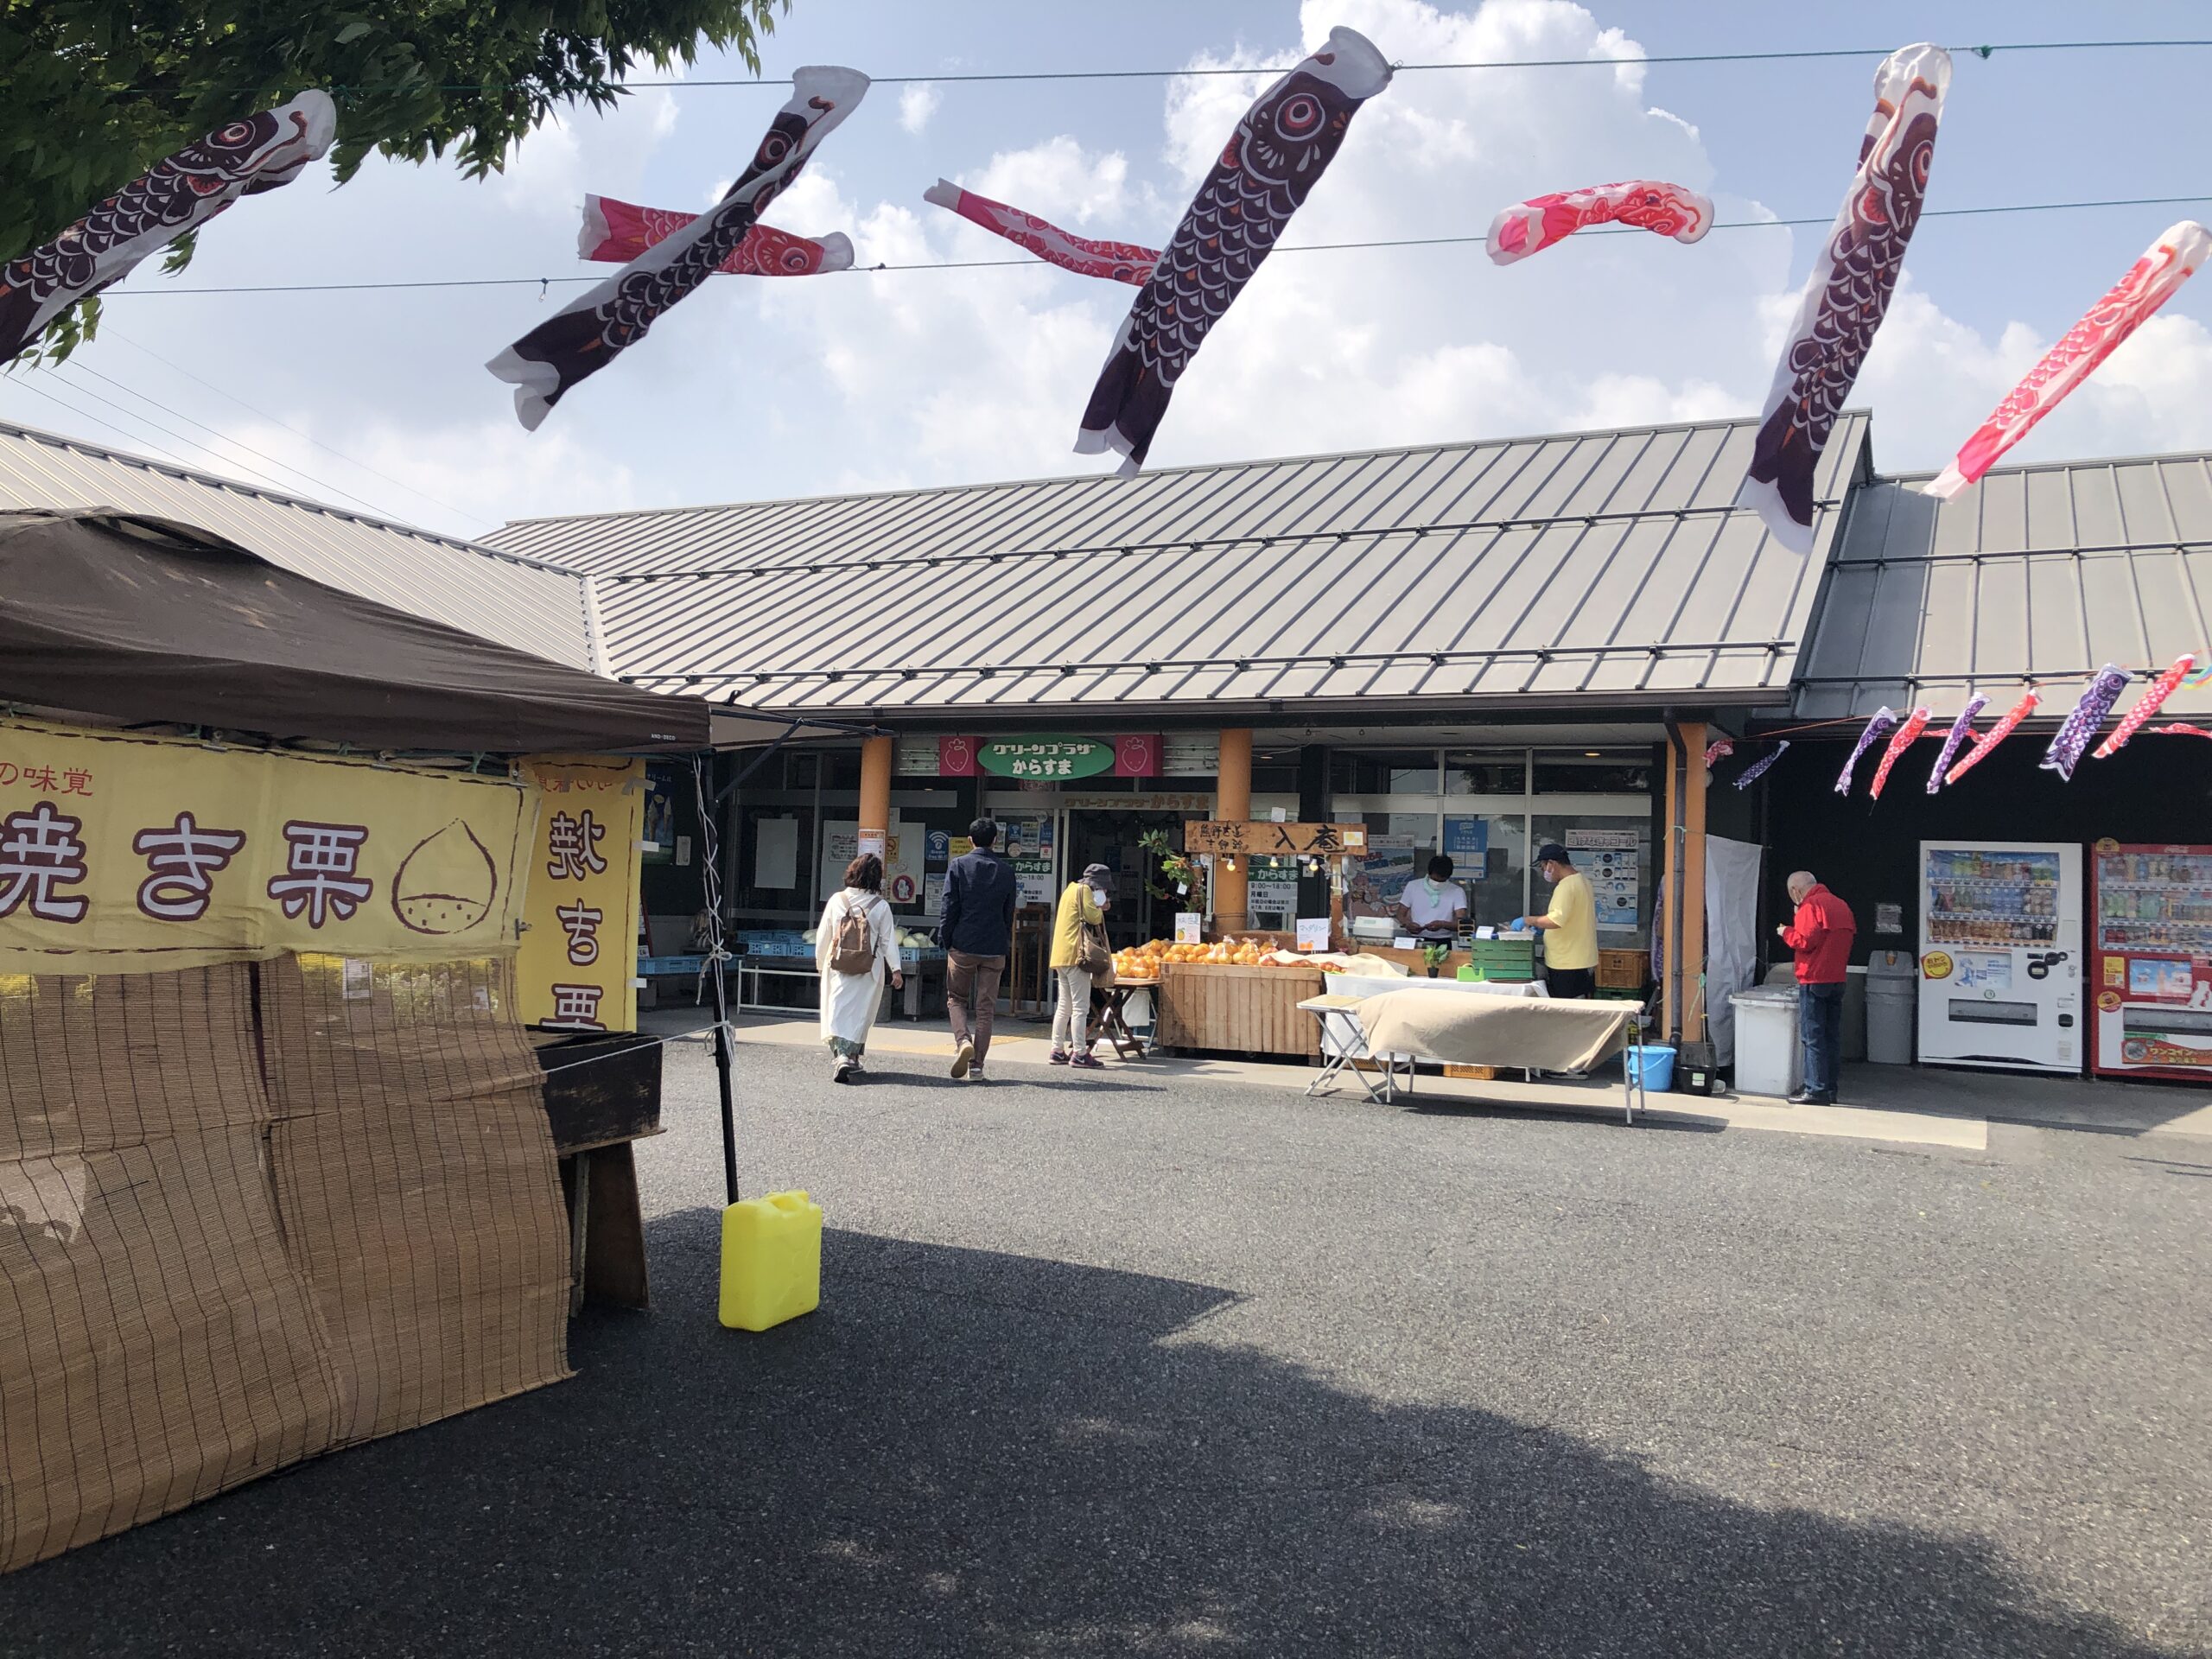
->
xmin=7 ymin=0 xmax=2212 ymax=537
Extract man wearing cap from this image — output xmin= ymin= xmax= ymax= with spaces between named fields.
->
xmin=1514 ymin=843 xmax=1599 ymax=1000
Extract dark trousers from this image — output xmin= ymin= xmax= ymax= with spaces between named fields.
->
xmin=946 ymin=950 xmax=1005 ymax=1064
xmin=1798 ymin=980 xmax=1844 ymax=1097
xmin=1546 ymin=966 xmax=1597 ymax=1001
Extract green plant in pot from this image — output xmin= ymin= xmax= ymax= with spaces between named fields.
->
xmin=1421 ymin=940 xmax=1452 ymax=978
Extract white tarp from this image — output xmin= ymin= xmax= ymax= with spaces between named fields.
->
xmin=1703 ymin=835 xmax=1764 ymax=1065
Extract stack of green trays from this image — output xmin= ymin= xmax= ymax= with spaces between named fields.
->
xmin=1457 ymin=939 xmax=1535 ymax=982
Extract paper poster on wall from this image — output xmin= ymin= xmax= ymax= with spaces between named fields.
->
xmin=1175 ymin=912 xmax=1203 ymax=944
xmin=823 ymin=815 xmax=925 ymax=904
xmin=754 ymin=817 xmax=798 ymax=890
xmin=1567 ymin=829 xmax=1642 ymax=933
xmin=1247 ymin=868 xmax=1296 ymax=927
xmin=1442 ymin=817 xmax=1489 ymax=876
xmin=925 ymin=873 xmax=946 ymax=917
xmin=1345 ymin=834 xmax=1419 ymax=921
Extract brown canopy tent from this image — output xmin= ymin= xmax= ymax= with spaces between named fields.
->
xmin=0 ymin=508 xmax=831 ymax=753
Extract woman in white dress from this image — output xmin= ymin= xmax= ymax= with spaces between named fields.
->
xmin=815 ymin=852 xmax=904 ymax=1083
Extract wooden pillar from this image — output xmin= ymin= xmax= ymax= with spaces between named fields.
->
xmin=1681 ymin=720 xmax=1708 ymax=1046
xmin=858 ymin=735 xmax=893 ymax=851
xmin=1662 ymin=739 xmax=1682 ymax=1039
xmin=1214 ymin=728 xmax=1252 ymax=931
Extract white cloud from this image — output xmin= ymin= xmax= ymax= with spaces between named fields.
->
xmin=898 ymin=83 xmax=942 ymax=135
xmin=490 ymin=88 xmax=680 ymax=223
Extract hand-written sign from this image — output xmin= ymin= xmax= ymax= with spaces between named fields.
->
xmin=978 ymin=737 xmax=1115 ymax=780
xmin=1183 ymin=822 xmax=1369 ymax=857
xmin=518 ymin=756 xmax=645 ymax=1033
xmin=0 ymin=715 xmax=528 ymax=972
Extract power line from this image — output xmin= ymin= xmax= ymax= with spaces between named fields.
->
xmin=53 ymin=359 xmax=421 ymax=522
xmin=2 ymin=373 xmax=209 ymax=474
xmin=102 ymin=329 xmax=488 ymax=528
xmin=85 ymin=194 xmax=2212 ymax=296
xmin=248 ymin=37 xmax=2212 ymax=93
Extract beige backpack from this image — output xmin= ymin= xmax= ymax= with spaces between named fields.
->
xmin=830 ymin=892 xmax=880 ymax=975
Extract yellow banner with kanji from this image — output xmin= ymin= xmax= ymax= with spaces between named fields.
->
xmin=0 ymin=718 xmax=531 ymax=973
xmin=517 ymin=756 xmax=644 ymax=1033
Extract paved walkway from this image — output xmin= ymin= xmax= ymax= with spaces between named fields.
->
xmin=649 ymin=1003 xmax=2212 ymax=1147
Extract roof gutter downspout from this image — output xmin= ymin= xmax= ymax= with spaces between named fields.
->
xmin=1662 ymin=715 xmax=1689 ymax=1047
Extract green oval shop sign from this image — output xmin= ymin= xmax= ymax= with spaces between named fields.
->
xmin=978 ymin=736 xmax=1115 ymax=780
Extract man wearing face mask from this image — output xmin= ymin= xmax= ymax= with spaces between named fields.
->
xmin=1513 ymin=842 xmax=1599 ymax=1000
xmin=1395 ymin=854 xmax=1469 ymax=943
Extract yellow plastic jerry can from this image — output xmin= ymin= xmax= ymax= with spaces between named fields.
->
xmin=718 ymin=1190 xmax=823 ymax=1332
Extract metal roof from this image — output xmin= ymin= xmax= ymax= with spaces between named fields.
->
xmin=1792 ymin=453 xmax=2212 ymax=721
xmin=0 ymin=418 xmax=598 ymax=671
xmin=483 ymin=413 xmax=1872 ymax=720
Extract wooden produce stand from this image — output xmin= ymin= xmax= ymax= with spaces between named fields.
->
xmin=1156 ymin=961 xmax=1325 ymax=1058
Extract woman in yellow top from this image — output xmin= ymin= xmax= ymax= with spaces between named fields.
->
xmin=1050 ymin=863 xmax=1110 ymax=1068
xmin=1513 ymin=842 xmax=1599 ymax=1001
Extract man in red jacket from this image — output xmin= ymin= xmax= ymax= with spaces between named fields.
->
xmin=1777 ymin=870 xmax=1856 ymax=1104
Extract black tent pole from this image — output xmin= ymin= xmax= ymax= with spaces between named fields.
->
xmin=693 ymin=753 xmax=740 ymax=1207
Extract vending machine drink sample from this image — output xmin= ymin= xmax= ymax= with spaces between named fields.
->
xmin=1916 ymin=841 xmax=2083 ymax=1073
xmin=2089 ymin=841 xmax=2212 ymax=1077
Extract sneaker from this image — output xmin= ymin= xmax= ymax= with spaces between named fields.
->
xmin=951 ymin=1039 xmax=974 ymax=1079
xmin=1049 ymin=1049 xmax=1070 ymax=1065
xmin=969 ymin=1067 xmax=988 ymax=1084
xmin=831 ymin=1058 xmax=854 ymax=1084
xmin=1070 ymin=1052 xmax=1106 ymax=1070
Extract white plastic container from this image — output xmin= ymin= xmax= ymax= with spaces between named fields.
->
xmin=1730 ymin=985 xmax=1802 ymax=1097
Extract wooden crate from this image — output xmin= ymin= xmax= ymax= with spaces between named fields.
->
xmin=1597 ymin=948 xmax=1649 ymax=990
xmin=1155 ymin=963 xmax=1324 ymax=1057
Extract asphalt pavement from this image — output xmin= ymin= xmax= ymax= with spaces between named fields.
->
xmin=4 ymin=1033 xmax=2209 ymax=1656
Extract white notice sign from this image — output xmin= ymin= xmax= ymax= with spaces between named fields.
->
xmin=1295 ymin=918 xmax=1332 ymax=952
xmin=1174 ymin=912 xmax=1203 ymax=944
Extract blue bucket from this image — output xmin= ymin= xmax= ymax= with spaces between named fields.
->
xmin=1624 ymin=1044 xmax=1675 ymax=1092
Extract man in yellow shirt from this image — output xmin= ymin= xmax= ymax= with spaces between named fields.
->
xmin=1514 ymin=842 xmax=1599 ymax=1000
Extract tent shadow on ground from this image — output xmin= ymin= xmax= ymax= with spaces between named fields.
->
xmin=1 ymin=1218 xmax=2180 ymax=1657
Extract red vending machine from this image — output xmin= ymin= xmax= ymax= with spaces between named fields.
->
xmin=2090 ymin=839 xmax=2212 ymax=1078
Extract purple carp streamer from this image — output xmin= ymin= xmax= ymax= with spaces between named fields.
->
xmin=1925 ymin=695 xmax=1986 ymax=793
xmin=1732 ymin=741 xmax=1789 ymax=790
xmin=1834 ymin=708 xmax=1897 ymax=796
xmin=488 ymin=67 xmax=868 ymax=429
xmin=2041 ymin=665 xmax=2130 ymax=781
xmin=1 ymin=91 xmax=336 ymax=365
xmin=1075 ymin=27 xmax=1391 ymax=474
xmin=1738 ymin=44 xmax=1950 ymax=552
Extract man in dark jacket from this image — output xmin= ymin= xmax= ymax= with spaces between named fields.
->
xmin=1777 ymin=869 xmax=1856 ymax=1105
xmin=940 ymin=817 xmax=1018 ymax=1082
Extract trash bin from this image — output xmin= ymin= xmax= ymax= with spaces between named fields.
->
xmin=1841 ymin=964 xmax=1869 ymax=1062
xmin=1865 ymin=949 xmax=1916 ymax=1065
xmin=1730 ymin=985 xmax=1802 ymax=1097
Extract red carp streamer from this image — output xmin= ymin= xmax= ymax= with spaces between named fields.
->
xmin=2094 ymin=654 xmax=2196 ymax=758
xmin=1485 ymin=180 xmax=1713 ymax=265
xmin=923 ymin=181 xmax=1156 ymax=284
xmin=1868 ymin=707 xmax=1930 ymax=799
xmin=1945 ymin=688 xmax=2041 ymax=785
xmin=1927 ymin=223 xmax=2211 ymax=497
xmin=578 ymin=194 xmax=853 ymax=276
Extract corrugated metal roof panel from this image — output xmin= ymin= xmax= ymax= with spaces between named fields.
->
xmin=0 ymin=418 xmax=596 ymax=670
xmin=508 ymin=413 xmax=1871 ymax=719
xmin=1793 ymin=453 xmax=2212 ymax=721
